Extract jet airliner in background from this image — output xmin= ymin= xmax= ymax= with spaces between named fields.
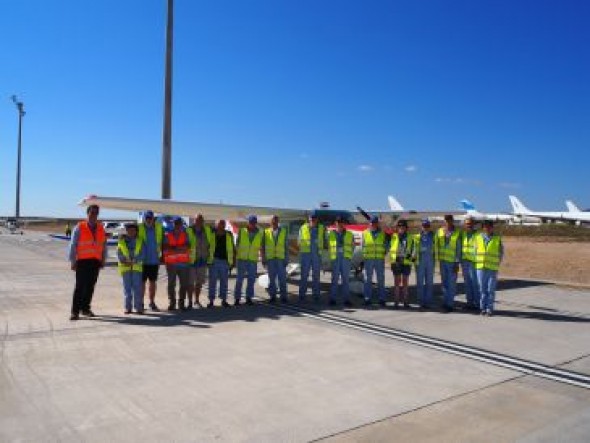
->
xmin=509 ymin=196 xmax=590 ymax=225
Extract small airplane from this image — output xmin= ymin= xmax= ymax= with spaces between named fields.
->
xmin=509 ymin=196 xmax=590 ymax=225
xmin=78 ymin=194 xmax=408 ymax=280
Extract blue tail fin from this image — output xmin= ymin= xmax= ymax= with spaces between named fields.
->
xmin=460 ymin=200 xmax=476 ymax=211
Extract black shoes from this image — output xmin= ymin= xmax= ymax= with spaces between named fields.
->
xmin=149 ymin=302 xmax=159 ymax=312
xmin=167 ymin=304 xmax=176 ymax=312
xmin=269 ymin=297 xmax=277 ymax=304
xmin=246 ymin=298 xmax=254 ymax=306
xmin=81 ymin=310 xmax=95 ymax=317
xmin=69 ymin=313 xmax=79 ymax=321
xmin=221 ymin=300 xmax=230 ymax=308
xmin=329 ymin=299 xmax=337 ymax=306
xmin=344 ymin=300 xmax=353 ymax=308
xmin=207 ymin=301 xmax=214 ymax=309
xmin=234 ymin=299 xmax=241 ymax=307
xmin=379 ymin=300 xmax=386 ymax=308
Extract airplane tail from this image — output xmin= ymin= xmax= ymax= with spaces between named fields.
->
xmin=460 ymin=199 xmax=476 ymax=212
xmin=509 ymin=195 xmax=530 ymax=214
xmin=388 ymin=196 xmax=404 ymax=211
xmin=565 ymin=200 xmax=580 ymax=212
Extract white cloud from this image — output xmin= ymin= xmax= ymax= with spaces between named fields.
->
xmin=405 ymin=165 xmax=417 ymax=173
xmin=435 ymin=177 xmax=482 ymax=186
xmin=358 ymin=165 xmax=374 ymax=172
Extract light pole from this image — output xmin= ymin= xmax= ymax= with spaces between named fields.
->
xmin=11 ymin=95 xmax=25 ymax=222
xmin=161 ymin=0 xmax=173 ymax=199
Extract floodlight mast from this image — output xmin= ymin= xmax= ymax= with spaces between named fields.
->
xmin=11 ymin=95 xmax=25 ymax=221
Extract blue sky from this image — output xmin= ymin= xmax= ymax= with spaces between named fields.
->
xmin=0 ymin=0 xmax=588 ymax=217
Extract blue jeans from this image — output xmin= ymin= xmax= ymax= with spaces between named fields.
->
xmin=416 ymin=259 xmax=434 ymax=307
xmin=440 ymin=261 xmax=458 ymax=308
xmin=234 ymin=260 xmax=257 ymax=301
xmin=268 ymin=259 xmax=287 ymax=300
xmin=122 ymin=271 xmax=143 ymax=311
xmin=299 ymin=253 xmax=321 ymax=299
xmin=461 ymin=260 xmax=479 ymax=307
xmin=208 ymin=259 xmax=229 ymax=301
xmin=364 ymin=259 xmax=385 ymax=301
xmin=477 ymin=269 xmax=498 ymax=313
xmin=330 ymin=255 xmax=351 ymax=302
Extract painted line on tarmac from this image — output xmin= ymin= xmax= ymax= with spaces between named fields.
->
xmin=259 ymin=299 xmax=590 ymax=390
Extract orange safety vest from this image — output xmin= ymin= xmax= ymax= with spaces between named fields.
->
xmin=76 ymin=221 xmax=106 ymax=261
xmin=163 ymin=231 xmax=190 ymax=265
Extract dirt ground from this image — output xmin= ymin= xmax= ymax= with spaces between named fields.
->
xmin=501 ymin=237 xmax=590 ymax=286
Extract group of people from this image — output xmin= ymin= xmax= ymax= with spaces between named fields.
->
xmin=67 ymin=205 xmax=503 ymax=321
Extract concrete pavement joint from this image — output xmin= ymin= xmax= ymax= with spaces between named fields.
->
xmin=310 ymin=374 xmax=527 ymax=442
xmin=256 ymin=298 xmax=590 ymax=389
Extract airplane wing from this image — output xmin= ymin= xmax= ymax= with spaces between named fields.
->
xmin=79 ymin=195 xmax=308 ymax=222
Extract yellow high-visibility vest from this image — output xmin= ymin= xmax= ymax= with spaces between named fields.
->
xmin=328 ymin=230 xmax=353 ymax=260
xmin=362 ymin=229 xmax=386 ymax=260
xmin=264 ymin=227 xmax=288 ymax=260
xmin=117 ymin=237 xmax=143 ymax=275
xmin=475 ymin=234 xmax=502 ymax=271
xmin=236 ymin=228 xmax=263 ymax=262
xmin=138 ymin=222 xmax=163 ymax=256
xmin=436 ymin=228 xmax=461 ymax=263
xmin=462 ymin=230 xmax=478 ymax=262
xmin=208 ymin=231 xmax=235 ymax=265
xmin=389 ymin=233 xmax=414 ymax=265
xmin=299 ymin=223 xmax=325 ymax=253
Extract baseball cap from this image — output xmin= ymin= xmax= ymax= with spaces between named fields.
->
xmin=144 ymin=210 xmax=154 ymax=219
xmin=421 ymin=218 xmax=431 ymax=225
xmin=482 ymin=220 xmax=494 ymax=227
xmin=310 ymin=210 xmax=318 ymax=218
xmin=247 ymin=214 xmax=258 ymax=224
xmin=444 ymin=214 xmax=454 ymax=222
xmin=173 ymin=216 xmax=183 ymax=224
xmin=370 ymin=215 xmax=379 ymax=223
xmin=397 ymin=219 xmax=408 ymax=227
xmin=125 ymin=222 xmax=138 ymax=229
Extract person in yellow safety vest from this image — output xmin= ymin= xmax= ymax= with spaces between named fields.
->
xmin=390 ymin=219 xmax=414 ymax=309
xmin=117 ymin=223 xmax=145 ymax=314
xmin=68 ymin=204 xmax=107 ymax=320
xmin=461 ymin=217 xmax=480 ymax=310
xmin=162 ymin=217 xmax=191 ymax=311
xmin=234 ymin=215 xmax=263 ymax=306
xmin=298 ymin=210 xmax=327 ymax=302
xmin=261 ymin=215 xmax=289 ymax=303
xmin=187 ymin=213 xmax=212 ymax=309
xmin=475 ymin=220 xmax=504 ymax=317
xmin=138 ymin=210 xmax=164 ymax=312
xmin=328 ymin=216 xmax=354 ymax=307
xmin=436 ymin=214 xmax=462 ymax=312
xmin=362 ymin=215 xmax=390 ymax=307
xmin=207 ymin=219 xmax=235 ymax=308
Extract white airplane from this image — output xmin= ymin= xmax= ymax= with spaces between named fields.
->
xmin=78 ymin=194 xmax=406 ymax=281
xmin=459 ymin=200 xmax=514 ymax=222
xmin=509 ymin=196 xmax=590 ymax=225
xmin=565 ymin=200 xmax=589 ymax=213
xmin=387 ymin=195 xmax=461 ymax=221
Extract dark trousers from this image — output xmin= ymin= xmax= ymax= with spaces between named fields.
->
xmin=71 ymin=259 xmax=101 ymax=314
